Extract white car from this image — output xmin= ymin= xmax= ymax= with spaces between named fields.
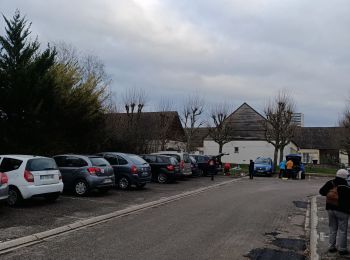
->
xmin=0 ymin=155 xmax=64 ymax=206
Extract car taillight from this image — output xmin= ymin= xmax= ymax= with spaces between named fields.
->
xmin=87 ymin=167 xmax=101 ymax=175
xmin=24 ymin=170 xmax=34 ymax=183
xmin=0 ymin=172 xmax=8 ymax=184
xmin=180 ymin=160 xmax=184 ymax=169
xmin=131 ymin=165 xmax=138 ymax=175
xmin=59 ymin=172 xmax=62 ymax=180
xmin=167 ymin=165 xmax=174 ymax=171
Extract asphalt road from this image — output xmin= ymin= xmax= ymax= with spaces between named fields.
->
xmin=2 ymin=176 xmax=326 ymax=260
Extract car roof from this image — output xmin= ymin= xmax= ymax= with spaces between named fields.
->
xmin=53 ymin=154 xmax=92 ymax=160
xmin=152 ymin=151 xmax=185 ymax=155
xmin=0 ymin=155 xmax=47 ymax=160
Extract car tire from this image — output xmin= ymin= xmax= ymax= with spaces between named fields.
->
xmin=45 ymin=193 xmax=60 ymax=202
xmin=74 ymin=180 xmax=89 ymax=196
xmin=136 ymin=183 xmax=146 ymax=189
xmin=118 ymin=176 xmax=130 ymax=190
xmin=157 ymin=173 xmax=168 ymax=184
xmin=7 ymin=187 xmax=23 ymax=206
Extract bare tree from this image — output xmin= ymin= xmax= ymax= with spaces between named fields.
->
xmin=208 ymin=103 xmax=233 ymax=153
xmin=339 ymin=101 xmax=350 ymax=164
xmin=264 ymin=90 xmax=296 ymax=171
xmin=181 ymin=94 xmax=205 ymax=152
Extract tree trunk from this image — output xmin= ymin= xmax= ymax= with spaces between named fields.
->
xmin=279 ymin=146 xmax=284 ymax=164
xmin=219 ymin=142 xmax=223 ymax=154
xmin=273 ymin=146 xmax=279 ymax=173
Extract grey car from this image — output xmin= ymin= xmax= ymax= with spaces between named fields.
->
xmin=97 ymin=153 xmax=151 ymax=190
xmin=0 ymin=172 xmax=9 ymax=202
xmin=53 ymin=155 xmax=115 ymax=196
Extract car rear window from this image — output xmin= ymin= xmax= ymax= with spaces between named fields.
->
xmin=169 ymin=157 xmax=178 ymax=165
xmin=157 ymin=156 xmax=171 ymax=163
xmin=163 ymin=154 xmax=181 ymax=161
xmin=129 ymin=155 xmax=147 ymax=165
xmin=26 ymin=158 xmax=58 ymax=171
xmin=90 ymin=157 xmax=109 ymax=166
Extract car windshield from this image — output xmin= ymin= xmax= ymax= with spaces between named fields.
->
xmin=255 ymin=159 xmax=270 ymax=164
xmin=90 ymin=157 xmax=110 ymax=167
xmin=26 ymin=158 xmax=58 ymax=171
xmin=129 ymin=155 xmax=148 ymax=165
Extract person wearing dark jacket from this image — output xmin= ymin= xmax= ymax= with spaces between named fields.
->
xmin=249 ymin=160 xmax=254 ymax=179
xmin=319 ymin=169 xmax=350 ymax=255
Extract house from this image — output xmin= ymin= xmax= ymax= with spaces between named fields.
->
xmin=293 ymin=127 xmax=348 ymax=165
xmin=105 ymin=111 xmax=187 ymax=153
xmin=203 ymin=103 xmax=298 ymax=164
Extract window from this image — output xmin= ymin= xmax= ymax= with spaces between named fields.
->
xmin=0 ymin=158 xmax=23 ymax=172
xmin=54 ymin=156 xmax=67 ymax=167
xmin=234 ymin=147 xmax=239 ymax=153
xmin=129 ymin=155 xmax=147 ymax=165
xmin=116 ymin=155 xmax=128 ymax=165
xmin=183 ymin=153 xmax=190 ymax=163
xmin=104 ymin=155 xmax=118 ymax=165
xmin=302 ymin=153 xmax=310 ymax=163
xmin=90 ymin=157 xmax=109 ymax=167
xmin=26 ymin=158 xmax=58 ymax=171
xmin=65 ymin=157 xmax=88 ymax=168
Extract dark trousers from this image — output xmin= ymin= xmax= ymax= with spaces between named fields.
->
xmin=286 ymin=169 xmax=293 ymax=179
xmin=279 ymin=169 xmax=285 ymax=178
xmin=249 ymin=171 xmax=254 ymax=179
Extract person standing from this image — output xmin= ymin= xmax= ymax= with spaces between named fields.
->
xmin=279 ymin=160 xmax=286 ymax=178
xmin=286 ymin=159 xmax=294 ymax=179
xmin=249 ymin=159 xmax=254 ymax=179
xmin=319 ymin=169 xmax=350 ymax=255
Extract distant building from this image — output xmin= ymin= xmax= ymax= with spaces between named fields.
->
xmin=291 ymin=113 xmax=304 ymax=127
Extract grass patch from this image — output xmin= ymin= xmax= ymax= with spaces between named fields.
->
xmin=305 ymin=165 xmax=338 ymax=175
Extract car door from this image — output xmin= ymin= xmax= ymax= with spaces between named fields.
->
xmin=55 ymin=156 xmax=87 ymax=189
xmin=0 ymin=157 xmax=23 ymax=186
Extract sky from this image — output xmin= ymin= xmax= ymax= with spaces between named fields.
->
xmin=1 ymin=0 xmax=350 ymax=126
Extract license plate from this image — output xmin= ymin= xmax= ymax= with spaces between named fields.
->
xmin=142 ymin=172 xmax=149 ymax=176
xmin=103 ymin=179 xmax=112 ymax=184
xmin=40 ymin=175 xmax=54 ymax=180
xmin=100 ymin=169 xmax=105 ymax=173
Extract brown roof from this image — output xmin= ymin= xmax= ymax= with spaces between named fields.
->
xmin=106 ymin=111 xmax=186 ymax=142
xmin=293 ymin=127 xmax=346 ymax=150
xmin=204 ymin=103 xmax=267 ymax=141
xmin=186 ymin=127 xmax=211 ymax=148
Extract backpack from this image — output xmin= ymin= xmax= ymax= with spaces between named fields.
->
xmin=326 ymin=181 xmax=339 ymax=206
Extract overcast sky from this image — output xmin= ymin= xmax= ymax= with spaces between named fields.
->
xmin=2 ymin=0 xmax=350 ymax=126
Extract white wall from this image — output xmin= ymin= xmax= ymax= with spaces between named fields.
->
xmin=204 ymin=140 xmax=297 ymax=164
xmin=339 ymin=150 xmax=349 ymax=166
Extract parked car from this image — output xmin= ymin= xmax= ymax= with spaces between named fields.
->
xmin=152 ymin=151 xmax=192 ymax=177
xmin=97 ymin=153 xmax=151 ymax=190
xmin=0 ymin=155 xmax=64 ymax=206
xmin=0 ymin=172 xmax=9 ymax=203
xmin=190 ymin=155 xmax=211 ymax=176
xmin=286 ymin=154 xmax=305 ymax=179
xmin=189 ymin=156 xmax=201 ymax=176
xmin=254 ymin=157 xmax=273 ymax=176
xmin=53 ymin=155 xmax=115 ymax=196
xmin=140 ymin=154 xmax=181 ymax=183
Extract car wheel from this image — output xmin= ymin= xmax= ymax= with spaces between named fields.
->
xmin=74 ymin=180 xmax=89 ymax=196
xmin=157 ymin=173 xmax=168 ymax=184
xmin=7 ymin=187 xmax=23 ymax=206
xmin=118 ymin=177 xmax=130 ymax=190
xmin=45 ymin=193 xmax=60 ymax=202
xmin=136 ymin=183 xmax=146 ymax=189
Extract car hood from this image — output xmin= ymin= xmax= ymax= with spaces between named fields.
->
xmin=254 ymin=163 xmax=271 ymax=169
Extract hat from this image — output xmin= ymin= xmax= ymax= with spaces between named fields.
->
xmin=336 ymin=169 xmax=349 ymax=179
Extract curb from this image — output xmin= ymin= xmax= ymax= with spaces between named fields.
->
xmin=310 ymin=196 xmax=320 ymax=260
xmin=0 ymin=177 xmax=243 ymax=254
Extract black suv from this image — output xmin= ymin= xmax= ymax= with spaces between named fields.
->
xmin=190 ymin=155 xmax=211 ymax=176
xmin=140 ymin=154 xmax=180 ymax=183
xmin=97 ymin=152 xmax=151 ymax=190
